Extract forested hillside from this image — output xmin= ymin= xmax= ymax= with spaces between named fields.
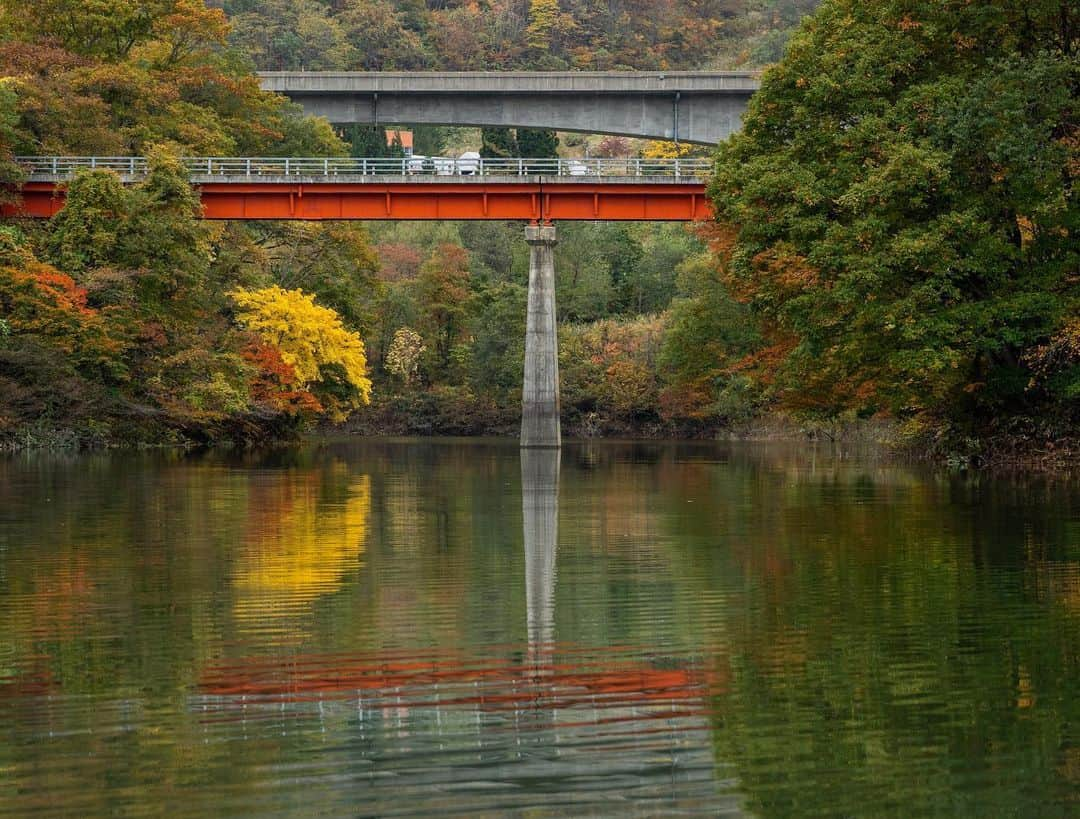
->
xmin=0 ymin=0 xmax=816 ymax=450
xmin=216 ymin=0 xmax=819 ymax=71
xmin=0 ymin=0 xmax=1074 ymax=465
xmin=0 ymin=0 xmax=372 ymax=445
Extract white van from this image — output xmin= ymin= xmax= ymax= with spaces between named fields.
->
xmin=456 ymin=152 xmax=481 ymax=175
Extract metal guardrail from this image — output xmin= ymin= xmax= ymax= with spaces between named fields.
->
xmin=14 ymin=156 xmax=712 ymax=179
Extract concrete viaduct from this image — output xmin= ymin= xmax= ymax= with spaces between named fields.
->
xmin=258 ymin=71 xmax=760 ymax=145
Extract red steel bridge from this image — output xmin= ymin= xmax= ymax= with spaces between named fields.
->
xmin=5 ymin=156 xmax=712 ymax=222
xmin=4 ymin=156 xmax=715 ymax=448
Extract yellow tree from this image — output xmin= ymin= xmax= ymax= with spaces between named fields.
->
xmin=525 ymin=0 xmax=560 ymax=51
xmin=642 ymin=140 xmax=695 ymax=159
xmin=229 ymin=286 xmax=372 ymax=419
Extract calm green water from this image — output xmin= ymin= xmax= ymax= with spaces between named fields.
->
xmin=1 ymin=439 xmax=1078 ymax=817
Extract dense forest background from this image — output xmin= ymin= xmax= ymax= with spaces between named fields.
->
xmin=216 ymin=0 xmax=819 ymax=71
xmin=0 ymin=0 xmax=1075 ymax=465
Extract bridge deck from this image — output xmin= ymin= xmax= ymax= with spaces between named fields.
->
xmin=14 ymin=155 xmax=711 ymax=179
xmin=7 ymin=157 xmax=713 ymax=221
xmin=258 ymin=70 xmax=760 ymax=94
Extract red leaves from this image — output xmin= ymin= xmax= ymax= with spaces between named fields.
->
xmin=376 ymin=243 xmax=424 ymax=281
xmin=241 ymin=340 xmax=322 ymax=415
xmin=26 ymin=266 xmax=94 ymax=316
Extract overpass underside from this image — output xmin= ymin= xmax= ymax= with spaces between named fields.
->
xmin=292 ymin=92 xmax=748 ymax=145
xmin=260 ymin=72 xmax=759 ymax=145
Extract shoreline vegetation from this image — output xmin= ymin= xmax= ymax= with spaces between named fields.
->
xmin=3 ymin=412 xmax=1076 ymax=473
xmin=0 ymin=1 xmax=1075 ymax=471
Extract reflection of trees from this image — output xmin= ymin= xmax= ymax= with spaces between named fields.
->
xmin=232 ymin=472 xmax=370 ymax=636
xmin=1 ymin=442 xmax=1077 ymax=815
xmin=637 ymin=447 xmax=1080 ymax=818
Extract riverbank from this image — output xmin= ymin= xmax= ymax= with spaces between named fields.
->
xmin=3 ymin=406 xmax=1074 ymax=473
xmin=336 ymin=402 xmax=1076 ymax=473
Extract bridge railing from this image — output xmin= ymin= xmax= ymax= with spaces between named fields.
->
xmin=14 ymin=156 xmax=712 ymax=179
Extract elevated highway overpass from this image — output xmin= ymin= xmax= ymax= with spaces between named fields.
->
xmin=258 ymin=71 xmax=760 ymax=145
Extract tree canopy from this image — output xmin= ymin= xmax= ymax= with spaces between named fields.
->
xmin=709 ymin=0 xmax=1078 ymax=444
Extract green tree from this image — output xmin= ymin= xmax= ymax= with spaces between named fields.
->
xmin=248 ymin=222 xmax=382 ymax=333
xmin=517 ymin=128 xmax=559 ymax=159
xmin=467 ymin=280 xmax=525 ymax=396
xmin=416 ymin=244 xmax=472 ymax=375
xmin=659 ymin=250 xmax=762 ymax=422
xmin=709 ymin=0 xmax=1078 ymax=435
xmin=344 ymin=125 xmax=401 ymax=158
xmin=480 ymin=127 xmax=518 ymax=159
xmin=525 ymin=0 xmax=560 ymax=51
xmin=1 ymin=0 xmax=167 ymax=60
xmin=602 ymin=224 xmax=644 ymax=311
xmin=337 ymin=0 xmax=429 ymax=70
xmin=0 ymin=80 xmax=26 ymax=199
xmin=46 ymin=171 xmax=131 ymax=276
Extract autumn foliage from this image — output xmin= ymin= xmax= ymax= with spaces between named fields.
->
xmin=709 ymin=0 xmax=1078 ymax=448
xmin=230 ymin=286 xmax=372 ymax=420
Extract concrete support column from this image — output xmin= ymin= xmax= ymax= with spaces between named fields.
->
xmin=521 ymin=224 xmax=561 ymax=448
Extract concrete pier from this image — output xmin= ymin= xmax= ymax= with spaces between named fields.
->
xmin=521 ymin=224 xmax=561 ymax=448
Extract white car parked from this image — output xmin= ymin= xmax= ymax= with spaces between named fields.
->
xmin=432 ymin=157 xmax=456 ymax=176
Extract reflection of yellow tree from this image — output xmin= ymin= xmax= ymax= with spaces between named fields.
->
xmin=233 ymin=474 xmax=371 ymax=633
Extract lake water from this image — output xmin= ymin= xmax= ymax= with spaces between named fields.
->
xmin=1 ymin=439 xmax=1078 ymax=817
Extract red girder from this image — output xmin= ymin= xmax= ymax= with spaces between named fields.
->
xmin=5 ymin=180 xmax=712 ymax=222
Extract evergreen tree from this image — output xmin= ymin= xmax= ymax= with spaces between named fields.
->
xmin=517 ymin=128 xmax=560 ymax=172
xmin=480 ymin=127 xmax=518 ymax=159
xmin=344 ymin=125 xmax=393 ymax=158
xmin=516 ymin=128 xmax=559 ymax=158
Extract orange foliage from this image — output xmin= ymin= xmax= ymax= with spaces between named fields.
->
xmin=726 ymin=334 xmax=797 ymax=387
xmin=659 ymin=378 xmax=714 ymax=421
xmin=242 ymin=340 xmax=322 ymax=415
xmin=26 ymin=266 xmax=94 ymax=316
xmin=0 ymin=262 xmax=124 ymax=366
xmin=1023 ymin=317 xmax=1080 ymax=389
xmin=751 ymin=244 xmax=821 ymax=295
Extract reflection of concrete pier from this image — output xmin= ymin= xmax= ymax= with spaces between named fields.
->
xmin=522 ymin=448 xmax=560 ymax=653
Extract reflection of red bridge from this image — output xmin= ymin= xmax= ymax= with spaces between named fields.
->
xmin=199 ymin=648 xmax=723 ymax=711
xmin=196 ymin=648 xmax=736 ymax=812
